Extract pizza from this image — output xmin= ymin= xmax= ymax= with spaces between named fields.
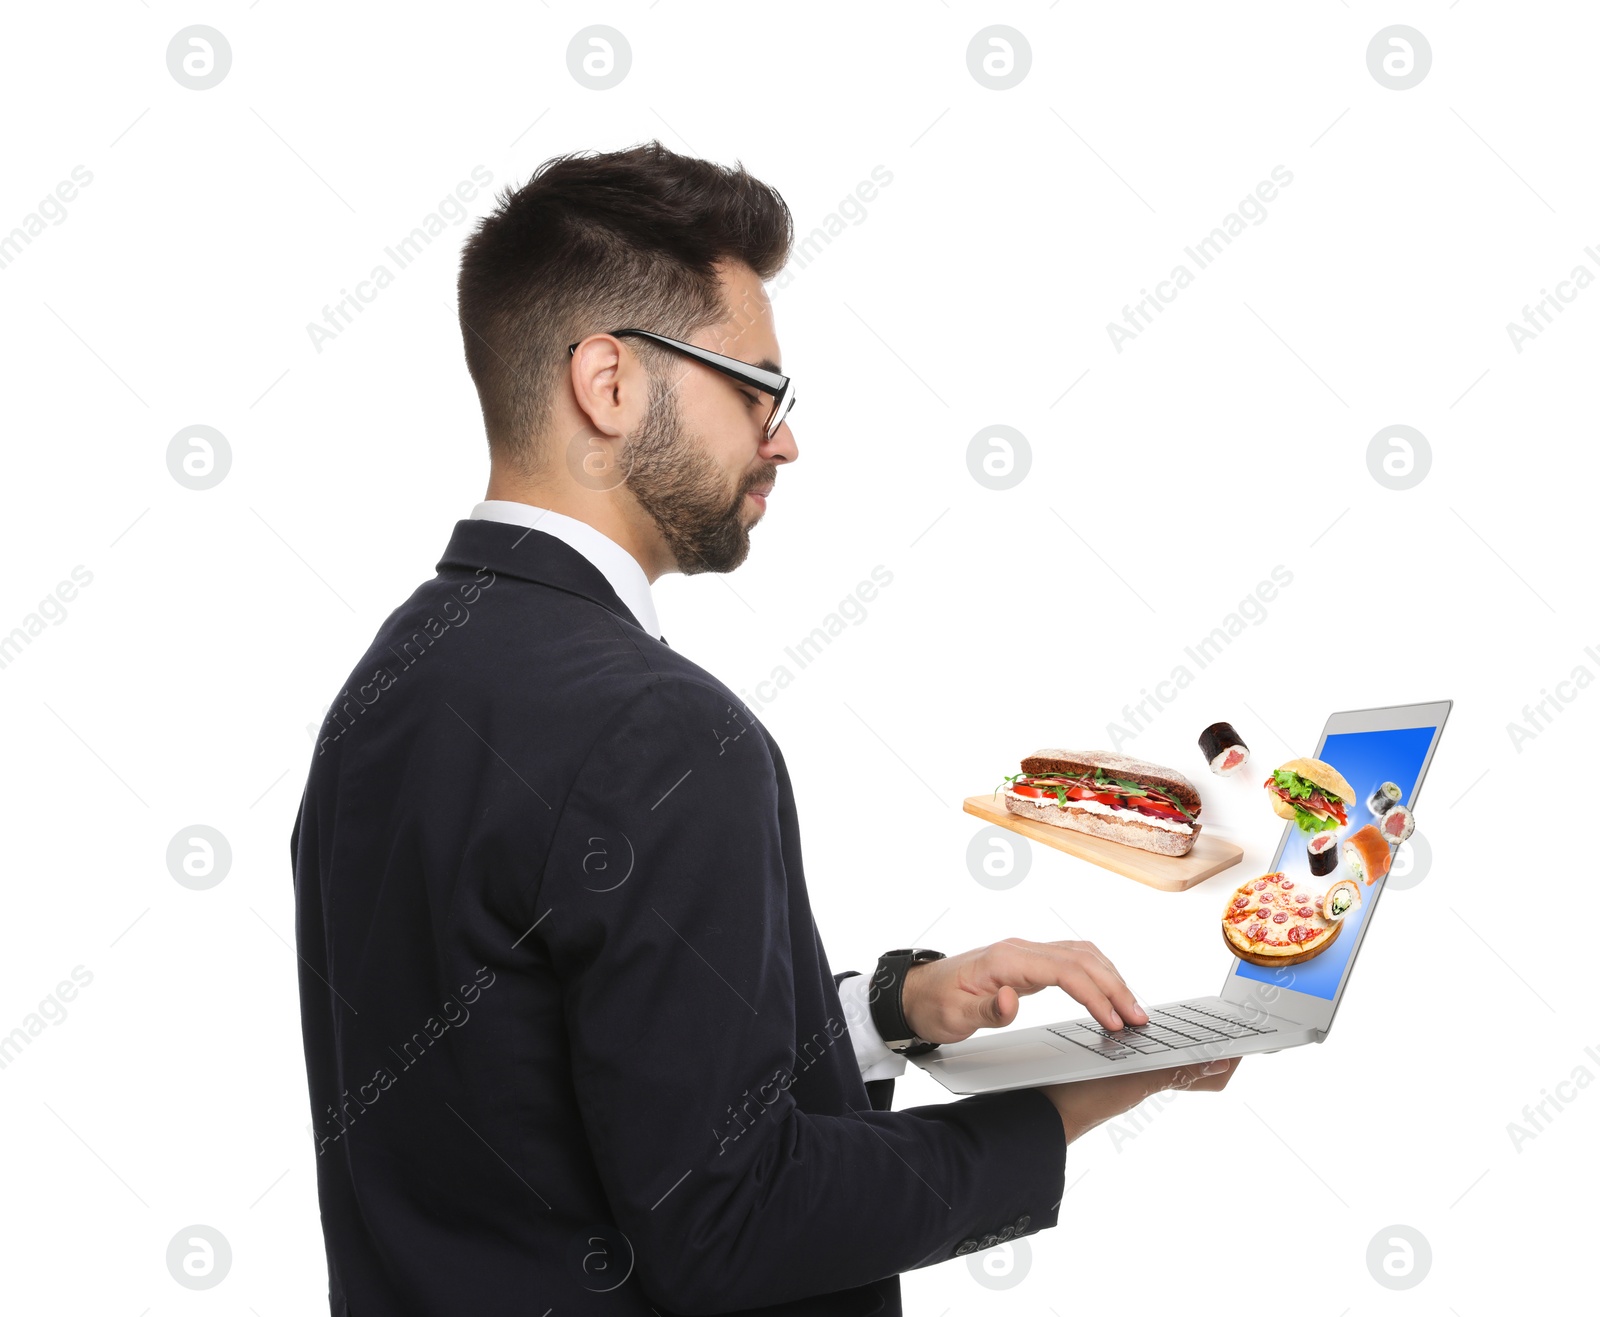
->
xmin=1221 ymin=871 xmax=1343 ymax=967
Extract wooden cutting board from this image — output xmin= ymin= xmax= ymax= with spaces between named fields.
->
xmin=962 ymin=792 xmax=1243 ymax=893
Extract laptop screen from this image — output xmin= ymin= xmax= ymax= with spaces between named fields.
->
xmin=1230 ymin=723 xmax=1437 ymax=1001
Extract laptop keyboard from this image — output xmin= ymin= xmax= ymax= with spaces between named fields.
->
xmin=1047 ymin=1001 xmax=1275 ymax=1063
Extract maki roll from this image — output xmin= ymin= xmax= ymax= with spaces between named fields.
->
xmin=1342 ymin=824 xmax=1392 ymax=885
xmin=1307 ymin=831 xmax=1339 ymax=876
xmin=1375 ymin=803 xmax=1414 ymax=845
xmin=1320 ymin=878 xmax=1362 ymax=923
xmin=1199 ymin=722 xmax=1250 ymax=776
xmin=1367 ymin=781 xmax=1402 ymax=816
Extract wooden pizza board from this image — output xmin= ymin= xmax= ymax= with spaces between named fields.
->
xmin=962 ymin=792 xmax=1243 ymax=893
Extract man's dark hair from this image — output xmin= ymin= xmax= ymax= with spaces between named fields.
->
xmin=457 ymin=140 xmax=793 ymax=471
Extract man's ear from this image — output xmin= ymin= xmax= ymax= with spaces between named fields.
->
xmin=569 ymin=335 xmax=643 ymax=437
xmin=561 ymin=336 xmax=644 ymax=495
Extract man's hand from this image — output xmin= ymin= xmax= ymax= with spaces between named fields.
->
xmin=899 ymin=939 xmax=1149 ymax=1044
xmin=1042 ymin=1056 xmax=1241 ymax=1143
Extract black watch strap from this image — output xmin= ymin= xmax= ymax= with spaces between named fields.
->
xmin=868 ymin=948 xmax=945 ymax=1056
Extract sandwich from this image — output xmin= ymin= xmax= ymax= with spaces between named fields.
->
xmin=998 ymin=749 xmax=1202 ymax=857
xmin=1264 ymin=757 xmax=1354 ymax=834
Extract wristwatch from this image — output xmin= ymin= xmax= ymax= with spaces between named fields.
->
xmin=868 ymin=948 xmax=946 ymax=1057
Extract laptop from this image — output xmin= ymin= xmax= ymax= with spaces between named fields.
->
xmin=912 ymin=700 xmax=1451 ymax=1094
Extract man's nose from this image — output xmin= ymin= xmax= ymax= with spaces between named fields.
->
xmin=762 ymin=418 xmax=797 ymax=463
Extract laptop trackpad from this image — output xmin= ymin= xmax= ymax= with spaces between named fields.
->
xmin=924 ymin=1041 xmax=1067 ymax=1071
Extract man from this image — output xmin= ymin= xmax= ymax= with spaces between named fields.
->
xmin=291 ymin=141 xmax=1236 ymax=1317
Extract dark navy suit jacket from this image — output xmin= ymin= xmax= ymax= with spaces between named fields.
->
xmin=291 ymin=518 xmax=1066 ymax=1315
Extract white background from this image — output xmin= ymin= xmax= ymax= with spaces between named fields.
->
xmin=1 ymin=2 xmax=1594 ymax=1311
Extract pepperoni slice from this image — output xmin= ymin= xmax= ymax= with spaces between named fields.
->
xmin=1247 ymin=923 xmax=1266 ymax=941
xmin=1254 ymin=880 xmax=1268 ymax=891
xmin=1233 ymin=894 xmax=1249 ymax=909
xmin=1281 ymin=879 xmax=1295 ymax=890
xmin=1273 ymin=912 xmax=1288 ymax=924
xmin=1297 ymin=906 xmax=1314 ymax=918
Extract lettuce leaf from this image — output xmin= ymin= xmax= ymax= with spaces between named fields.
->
xmin=1290 ymin=805 xmax=1340 ymax=834
xmin=1271 ymin=769 xmax=1317 ymax=800
xmin=1269 ymin=770 xmax=1342 ymax=832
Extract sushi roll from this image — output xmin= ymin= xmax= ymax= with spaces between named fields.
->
xmin=1307 ymin=831 xmax=1339 ymax=876
xmin=1198 ymin=722 xmax=1250 ymax=776
xmin=1375 ymin=803 xmax=1414 ymax=845
xmin=1367 ymin=781 xmax=1402 ymax=816
xmin=1342 ymin=824 xmax=1392 ymax=885
xmin=1320 ymin=878 xmax=1362 ymax=923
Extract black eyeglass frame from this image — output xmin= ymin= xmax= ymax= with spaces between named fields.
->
xmin=567 ymin=328 xmax=796 ymax=441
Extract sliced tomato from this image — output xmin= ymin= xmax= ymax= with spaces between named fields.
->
xmin=1303 ymin=792 xmax=1348 ymax=825
xmin=1055 ymin=785 xmax=1121 ymax=807
xmin=1012 ymin=781 xmax=1094 ymax=803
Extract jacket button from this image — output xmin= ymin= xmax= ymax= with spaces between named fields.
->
xmin=997 ymin=1225 xmax=1014 ymax=1241
xmin=955 ymin=1239 xmax=977 ymax=1256
xmin=979 ymin=1233 xmax=999 ymax=1249
xmin=1015 ymin=1213 xmax=1031 ymax=1232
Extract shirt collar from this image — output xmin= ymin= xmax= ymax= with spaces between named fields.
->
xmin=469 ymin=500 xmax=661 ymax=640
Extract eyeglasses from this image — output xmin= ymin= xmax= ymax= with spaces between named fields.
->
xmin=567 ymin=328 xmax=796 ymax=441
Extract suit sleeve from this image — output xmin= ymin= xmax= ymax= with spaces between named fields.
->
xmin=536 ymin=679 xmax=1065 ymax=1312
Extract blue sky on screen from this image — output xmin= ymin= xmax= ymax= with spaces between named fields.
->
xmin=1232 ymin=724 xmax=1437 ymax=1000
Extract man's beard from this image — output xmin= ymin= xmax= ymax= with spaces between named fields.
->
xmin=621 ymin=374 xmax=772 ymax=576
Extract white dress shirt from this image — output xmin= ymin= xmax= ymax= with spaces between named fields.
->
xmin=471 ymin=500 xmax=662 ymax=639
xmin=468 ymin=500 xmax=908 ymax=1083
xmin=836 ymin=973 xmax=907 ymax=1082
